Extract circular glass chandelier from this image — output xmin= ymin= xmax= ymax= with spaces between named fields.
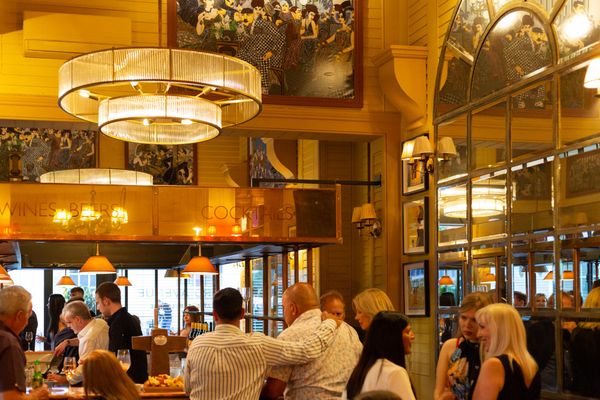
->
xmin=58 ymin=48 xmax=262 ymax=145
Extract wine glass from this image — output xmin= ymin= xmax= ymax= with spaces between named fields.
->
xmin=117 ymin=349 xmax=131 ymax=371
xmin=24 ymin=331 xmax=34 ymax=351
xmin=62 ymin=356 xmax=77 ymax=382
xmin=240 ymin=287 xmax=252 ymax=316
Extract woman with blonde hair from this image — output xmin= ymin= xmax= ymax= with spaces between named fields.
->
xmin=570 ymin=286 xmax=600 ymax=396
xmin=434 ymin=291 xmax=492 ymax=400
xmin=82 ymin=349 xmax=140 ymax=400
xmin=473 ymin=303 xmax=540 ymax=400
xmin=352 ymin=288 xmax=395 ymax=331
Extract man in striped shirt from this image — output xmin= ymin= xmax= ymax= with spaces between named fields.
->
xmin=184 ymin=287 xmax=341 ymax=400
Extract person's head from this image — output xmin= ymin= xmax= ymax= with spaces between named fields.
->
xmin=592 ymin=279 xmax=600 ymax=290
xmin=320 ymin=290 xmax=345 ymax=321
xmin=355 ymin=391 xmax=402 ymax=400
xmin=213 ymin=288 xmax=244 ymax=324
xmin=521 ymin=14 xmax=534 ymax=32
xmin=70 ymin=287 xmax=85 ymax=299
xmin=95 ymin=282 xmax=122 ymax=317
xmin=580 ymin=287 xmax=600 ymax=329
xmin=62 ymin=300 xmax=92 ymax=334
xmin=352 ymin=288 xmax=394 ymax=331
xmin=476 ymin=303 xmax=526 ymax=355
xmin=47 ymin=293 xmax=66 ymax=333
xmin=82 ymin=350 xmax=140 ymax=400
xmin=513 ymin=291 xmax=527 ymax=307
xmin=282 ymin=283 xmax=319 ymax=326
xmin=457 ymin=291 xmax=492 ymax=341
xmin=534 ymin=293 xmax=547 ymax=308
xmin=0 ymin=286 xmax=32 ymax=335
xmin=183 ymin=305 xmax=200 ymax=326
xmin=346 ymin=312 xmax=414 ymax=399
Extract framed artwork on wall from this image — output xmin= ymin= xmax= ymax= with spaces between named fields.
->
xmin=126 ymin=143 xmax=197 ymax=185
xmin=0 ymin=126 xmax=97 ymax=182
xmin=403 ymin=197 xmax=428 ymax=255
xmin=403 ymin=260 xmax=429 ymax=317
xmin=168 ymin=0 xmax=363 ymax=107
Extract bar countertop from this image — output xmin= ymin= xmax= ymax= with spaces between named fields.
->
xmin=46 ymin=386 xmax=188 ymax=399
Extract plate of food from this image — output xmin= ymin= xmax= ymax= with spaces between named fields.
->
xmin=143 ymin=374 xmax=184 ymax=392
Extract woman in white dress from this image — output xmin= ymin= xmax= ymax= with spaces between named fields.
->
xmin=344 ymin=312 xmax=416 ymax=400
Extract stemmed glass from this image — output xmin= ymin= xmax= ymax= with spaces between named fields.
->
xmin=24 ymin=331 xmax=34 ymax=351
xmin=62 ymin=357 xmax=77 ymax=382
xmin=240 ymin=287 xmax=252 ymax=316
xmin=117 ymin=349 xmax=131 ymax=371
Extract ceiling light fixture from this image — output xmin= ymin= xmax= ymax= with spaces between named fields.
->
xmin=57 ymin=268 xmax=76 ymax=287
xmin=182 ymin=245 xmax=218 ymax=275
xmin=439 ymin=275 xmax=455 ymax=285
xmin=40 ymin=168 xmax=153 ymax=186
xmin=80 ymin=242 xmax=116 ymax=274
xmin=58 ymin=48 xmax=262 ymax=145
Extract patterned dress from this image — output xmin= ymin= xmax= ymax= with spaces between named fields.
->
xmin=447 ymin=337 xmax=481 ymax=400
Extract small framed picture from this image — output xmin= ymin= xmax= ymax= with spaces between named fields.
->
xmin=403 ymin=197 xmax=428 ymax=255
xmin=126 ymin=143 xmax=196 ymax=185
xmin=404 ymin=261 xmax=429 ymax=317
xmin=402 ymin=138 xmax=428 ymax=195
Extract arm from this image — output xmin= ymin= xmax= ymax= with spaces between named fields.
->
xmin=472 ymin=358 xmax=504 ymax=400
xmin=386 ymin=367 xmax=416 ymax=400
xmin=434 ymin=339 xmax=458 ymax=400
xmin=261 ymin=319 xmax=337 ymax=367
xmin=260 ymin=377 xmax=286 ymax=400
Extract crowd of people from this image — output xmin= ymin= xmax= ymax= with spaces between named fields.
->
xmin=3 ymin=282 xmax=600 ymax=399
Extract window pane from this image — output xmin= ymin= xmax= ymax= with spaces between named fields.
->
xmin=511 ymin=82 xmax=554 ymax=161
xmin=525 ymin=316 xmax=556 ymax=391
xmin=510 ymin=158 xmax=554 ymax=235
xmin=438 ymin=115 xmax=468 ymax=183
xmin=12 ymin=269 xmax=46 ymax=351
xmin=268 ymin=255 xmax=283 ymax=337
xmin=437 ymin=49 xmax=471 ymax=116
xmin=567 ymin=317 xmax=600 ymax=397
xmin=438 ymin=248 xmax=465 ymax=307
xmin=472 ymin=243 xmax=506 ymax=302
xmin=472 ymin=172 xmax=507 ymax=241
xmin=158 ymin=271 xmax=179 ymax=334
xmin=559 ymin=64 xmax=600 ymax=147
xmin=471 ymin=102 xmax=506 ymax=170
xmin=438 ymin=183 xmax=468 ymax=245
xmin=128 ymin=269 xmax=156 ymax=335
xmin=511 ymin=237 xmax=555 ymax=310
xmin=251 ymin=258 xmax=264 ymax=333
xmin=203 ymin=276 xmax=214 ymax=325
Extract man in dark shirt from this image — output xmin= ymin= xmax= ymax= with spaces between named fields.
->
xmin=95 ymin=282 xmax=148 ymax=383
xmin=0 ymin=285 xmax=48 ymax=400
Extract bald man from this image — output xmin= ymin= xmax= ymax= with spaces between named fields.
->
xmin=262 ymin=283 xmax=362 ymax=399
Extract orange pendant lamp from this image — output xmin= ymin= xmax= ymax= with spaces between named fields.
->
xmin=57 ymin=268 xmax=76 ymax=287
xmin=80 ymin=242 xmax=116 ymax=274
xmin=182 ymin=245 xmax=218 ymax=275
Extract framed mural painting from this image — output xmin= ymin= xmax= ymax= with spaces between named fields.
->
xmin=403 ymin=197 xmax=428 ymax=255
xmin=0 ymin=126 xmax=97 ymax=182
xmin=168 ymin=0 xmax=363 ymax=107
xmin=403 ymin=260 xmax=429 ymax=317
xmin=126 ymin=143 xmax=197 ymax=185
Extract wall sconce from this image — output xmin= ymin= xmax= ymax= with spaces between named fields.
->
xmin=401 ymin=135 xmax=434 ymax=173
xmin=437 ymin=137 xmax=458 ymax=161
xmin=352 ymin=203 xmax=382 ymax=238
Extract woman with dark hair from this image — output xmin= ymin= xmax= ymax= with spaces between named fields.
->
xmin=178 ymin=305 xmax=200 ymax=337
xmin=36 ymin=294 xmax=66 ymax=349
xmin=344 ymin=312 xmax=416 ymax=400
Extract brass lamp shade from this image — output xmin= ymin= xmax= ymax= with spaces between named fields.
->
xmin=0 ymin=264 xmax=10 ymax=280
xmin=164 ymin=269 xmax=179 ymax=278
xmin=543 ymin=271 xmax=554 ymax=280
xmin=439 ymin=275 xmax=455 ymax=285
xmin=114 ymin=276 xmax=132 ymax=286
xmin=57 ymin=275 xmax=76 ymax=287
xmin=182 ymin=256 xmax=218 ymax=275
xmin=80 ymin=255 xmax=116 ymax=274
xmin=562 ymin=270 xmax=574 ymax=280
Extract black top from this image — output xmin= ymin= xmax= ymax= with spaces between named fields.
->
xmin=18 ymin=310 xmax=37 ymax=351
xmin=53 ymin=326 xmax=79 ymax=372
xmin=496 ymin=354 xmax=541 ymax=400
xmin=0 ymin=320 xmax=26 ymax=392
xmin=106 ymin=307 xmax=148 ymax=384
xmin=570 ymin=326 xmax=600 ymax=397
xmin=448 ymin=337 xmax=481 ymax=400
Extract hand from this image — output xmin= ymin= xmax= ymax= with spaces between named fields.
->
xmin=46 ymin=373 xmax=67 ymax=383
xmin=438 ymin=389 xmax=457 ymax=400
xmin=321 ymin=311 xmax=342 ymax=327
xmin=36 ymin=335 xmax=46 ymax=343
xmin=53 ymin=340 xmax=68 ymax=357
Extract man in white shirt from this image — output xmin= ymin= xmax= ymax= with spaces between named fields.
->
xmin=184 ymin=287 xmax=341 ymax=400
xmin=48 ymin=300 xmax=109 ymax=385
xmin=262 ymin=284 xmax=363 ymax=400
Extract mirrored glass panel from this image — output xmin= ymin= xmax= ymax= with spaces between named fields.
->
xmin=554 ymin=1 xmax=600 ymax=60
xmin=472 ymin=171 xmax=507 ymax=241
xmin=447 ymin=0 xmax=491 ymax=59
xmin=559 ymin=145 xmax=600 ymax=228
xmin=438 ymin=115 xmax=468 ymax=183
xmin=439 ymin=312 xmax=458 ymax=348
xmin=560 ymin=64 xmax=600 ymax=147
xmin=511 ymin=82 xmax=554 ymax=161
xmin=438 ymin=48 xmax=472 ymax=115
xmin=565 ymin=317 xmax=600 ymax=397
xmin=525 ymin=315 xmax=557 ymax=391
xmin=472 ymin=11 xmax=551 ymax=100
xmin=438 ymin=248 xmax=466 ymax=307
xmin=439 ymin=183 xmax=468 ymax=245
xmin=472 ymin=243 xmax=507 ymax=302
xmin=471 ymin=101 xmax=507 ymax=170
xmin=511 ymin=237 xmax=555 ymax=310
xmin=559 ymin=232 xmax=600 ymax=306
xmin=511 ymin=158 xmax=554 ymax=235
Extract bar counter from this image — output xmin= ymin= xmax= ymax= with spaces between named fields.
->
xmin=46 ymin=387 xmax=188 ymax=399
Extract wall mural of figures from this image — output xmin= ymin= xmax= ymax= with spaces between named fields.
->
xmin=249 ymin=137 xmax=286 ymax=188
xmin=172 ymin=0 xmax=361 ymax=106
xmin=127 ymin=143 xmax=196 ymax=185
xmin=0 ymin=126 xmax=97 ymax=182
